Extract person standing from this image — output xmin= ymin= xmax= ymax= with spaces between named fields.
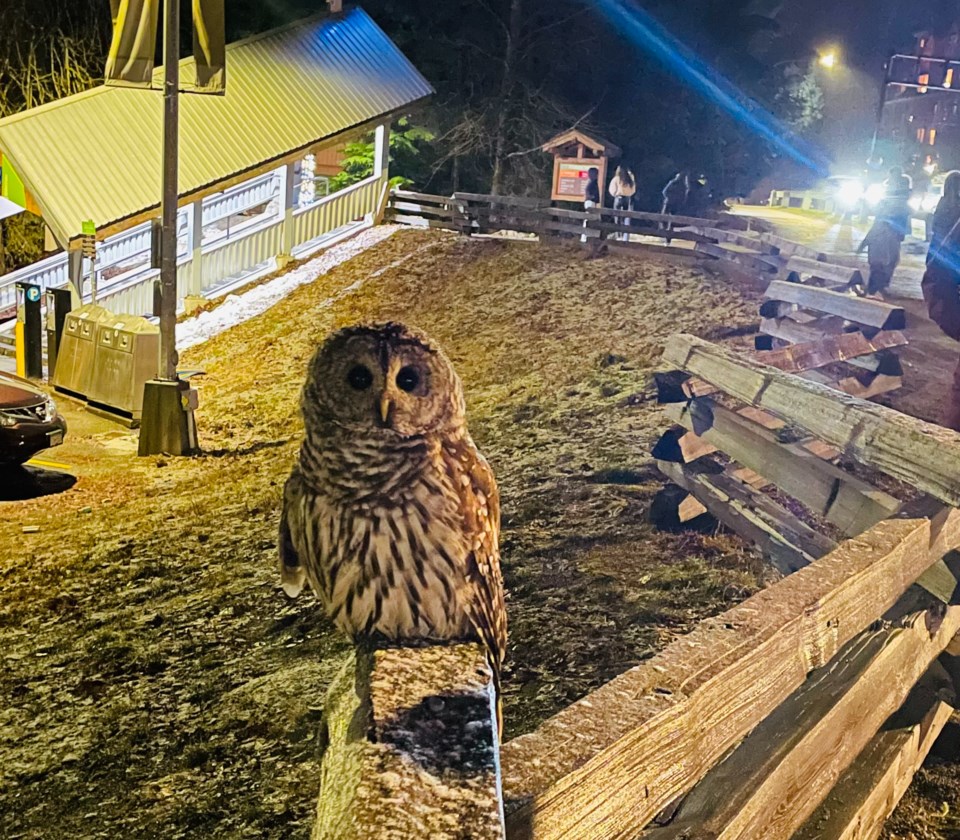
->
xmin=582 ymin=167 xmax=601 ymax=243
xmin=661 ymin=171 xmax=689 ymax=244
xmin=608 ymin=165 xmax=637 ymax=240
xmin=856 ymin=219 xmax=901 ymax=297
xmin=923 ymin=206 xmax=960 ymax=430
xmin=881 ymin=166 xmax=913 ymax=240
xmin=928 ymin=171 xmax=960 ymax=263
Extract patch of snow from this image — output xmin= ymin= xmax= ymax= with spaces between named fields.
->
xmin=176 ymin=225 xmax=399 ymax=351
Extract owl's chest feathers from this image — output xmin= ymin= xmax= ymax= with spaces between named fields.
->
xmin=297 ymin=434 xmax=470 ymax=640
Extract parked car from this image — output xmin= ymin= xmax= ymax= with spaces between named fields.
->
xmin=0 ymin=372 xmax=67 ymax=466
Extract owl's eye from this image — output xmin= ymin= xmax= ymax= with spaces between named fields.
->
xmin=347 ymin=364 xmax=373 ymax=391
xmin=396 ymin=366 xmax=420 ymax=393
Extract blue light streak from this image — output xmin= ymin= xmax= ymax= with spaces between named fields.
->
xmin=591 ymin=0 xmax=830 ymax=175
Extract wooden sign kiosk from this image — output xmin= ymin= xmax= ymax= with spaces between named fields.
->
xmin=542 ymin=129 xmax=621 ymax=202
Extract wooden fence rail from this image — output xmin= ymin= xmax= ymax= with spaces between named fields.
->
xmin=306 ymin=201 xmax=954 ymax=839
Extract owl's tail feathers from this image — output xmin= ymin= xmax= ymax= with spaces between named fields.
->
xmin=279 ymin=512 xmax=306 ymax=598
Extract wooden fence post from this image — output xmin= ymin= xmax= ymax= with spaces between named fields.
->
xmin=314 ymin=642 xmax=504 ymax=840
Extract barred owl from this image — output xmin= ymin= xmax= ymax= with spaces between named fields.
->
xmin=279 ymin=322 xmax=506 ymax=726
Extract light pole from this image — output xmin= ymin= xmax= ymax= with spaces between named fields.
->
xmin=138 ymin=0 xmax=198 ymax=457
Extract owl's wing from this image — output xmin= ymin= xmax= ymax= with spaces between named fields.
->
xmin=279 ymin=466 xmax=308 ymax=598
xmin=444 ymin=439 xmax=507 ymax=670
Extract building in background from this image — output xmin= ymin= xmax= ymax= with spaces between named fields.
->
xmin=881 ymin=22 xmax=960 ymax=174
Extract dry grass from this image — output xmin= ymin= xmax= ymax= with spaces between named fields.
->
xmin=1 ymin=230 xmax=778 ymax=838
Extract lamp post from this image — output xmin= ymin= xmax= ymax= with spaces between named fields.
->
xmin=137 ymin=0 xmax=198 ymax=457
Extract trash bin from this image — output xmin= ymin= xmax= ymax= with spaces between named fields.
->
xmin=86 ymin=315 xmax=160 ymax=421
xmin=52 ymin=304 xmax=115 ymax=399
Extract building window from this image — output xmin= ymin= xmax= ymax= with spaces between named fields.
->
xmin=918 ymin=127 xmax=927 ymax=142
xmin=947 ymin=68 xmax=955 ymax=88
xmin=930 ymin=128 xmax=938 ymax=145
xmin=919 ymin=73 xmax=930 ymax=93
xmin=921 ymin=38 xmax=927 ymax=49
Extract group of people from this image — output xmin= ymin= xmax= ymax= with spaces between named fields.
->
xmin=582 ymin=165 xmax=713 ymax=241
xmin=854 ymin=164 xmax=960 ymax=430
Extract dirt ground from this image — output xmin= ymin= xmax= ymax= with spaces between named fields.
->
xmin=0 ymin=227 xmax=957 ymax=838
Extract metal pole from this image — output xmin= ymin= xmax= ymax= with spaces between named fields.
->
xmin=160 ymin=0 xmax=180 ymax=381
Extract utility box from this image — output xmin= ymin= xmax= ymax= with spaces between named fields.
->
xmin=86 ymin=315 xmax=160 ymax=422
xmin=52 ymin=304 xmax=115 ymax=399
xmin=45 ymin=287 xmax=73 ymax=381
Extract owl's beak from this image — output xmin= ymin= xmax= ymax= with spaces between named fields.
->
xmin=379 ymin=394 xmax=393 ymax=425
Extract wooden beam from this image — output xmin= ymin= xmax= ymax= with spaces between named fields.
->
xmin=753 ymin=329 xmax=906 ymax=374
xmin=662 ymin=335 xmax=960 ymax=507
xmin=664 ymin=399 xmax=900 ymax=537
xmin=501 ymin=513 xmax=960 ymax=840
xmin=695 ymin=242 xmax=780 ymax=274
xmin=800 ymin=369 xmax=903 ymax=400
xmin=656 ymin=458 xmax=835 ymax=573
xmin=793 ymin=664 xmax=955 ymax=840
xmin=703 ymin=228 xmax=780 ymax=254
xmin=679 ymin=494 xmax=709 ymax=522
xmin=757 ymin=233 xmax=826 ymax=261
xmin=645 ymin=606 xmax=960 ymax=840
xmin=782 ymin=255 xmax=863 ymax=288
xmin=763 ymin=280 xmax=906 ymax=330
xmin=316 ymin=644 xmax=503 ymax=840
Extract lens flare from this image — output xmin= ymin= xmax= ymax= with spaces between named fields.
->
xmin=591 ymin=0 xmax=831 ymax=175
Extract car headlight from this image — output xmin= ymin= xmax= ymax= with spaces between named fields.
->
xmin=0 ymin=411 xmax=15 ymax=427
xmin=835 ymin=181 xmax=864 ymax=209
xmin=42 ymin=398 xmax=57 ymax=422
xmin=865 ymin=184 xmax=886 ymax=207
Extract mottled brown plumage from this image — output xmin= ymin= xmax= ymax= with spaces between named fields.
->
xmin=279 ymin=323 xmax=506 ymax=720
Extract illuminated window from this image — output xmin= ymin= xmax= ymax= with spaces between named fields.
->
xmin=918 ymin=127 xmax=927 ymax=142
xmin=947 ymin=68 xmax=955 ymax=88
xmin=921 ymin=38 xmax=927 ymax=49
xmin=919 ymin=73 xmax=930 ymax=92
xmin=930 ymin=128 xmax=938 ymax=145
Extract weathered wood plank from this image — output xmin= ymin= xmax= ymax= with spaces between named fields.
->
xmin=453 ymin=191 xmax=547 ymax=208
xmin=664 ymin=399 xmax=899 ymax=537
xmin=792 ymin=665 xmax=955 ymax=840
xmin=783 ymin=255 xmax=863 ymax=288
xmin=800 ymin=369 xmax=903 ymax=400
xmin=704 ymin=228 xmax=780 ymax=254
xmin=753 ymin=330 xmax=907 ymax=374
xmin=502 ymin=513 xmax=960 ymax=840
xmin=763 ymin=280 xmax=906 ymax=330
xmin=678 ymin=493 xmax=709 ymax=522
xmin=391 ymin=188 xmax=456 ymax=204
xmin=389 ymin=200 xmax=463 ymax=219
xmin=656 ymin=458 xmax=834 ymax=573
xmin=757 ymin=233 xmax=826 ymax=261
xmin=662 ymin=335 xmax=960 ymax=506
xmin=316 ymin=644 xmax=503 ymax=840
xmin=645 ymin=607 xmax=960 ymax=840
xmin=389 ymin=213 xmax=467 ymax=233
xmin=695 ymin=242 xmax=780 ymax=274
xmin=599 ymin=206 xmax=716 ymax=227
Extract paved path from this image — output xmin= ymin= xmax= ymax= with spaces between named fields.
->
xmin=729 ymin=206 xmax=928 ymax=301
xmin=728 ymin=205 xmax=958 ymax=427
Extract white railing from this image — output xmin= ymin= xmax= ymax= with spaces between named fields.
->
xmin=292 ymin=175 xmax=381 ymax=255
xmin=0 ymin=169 xmax=385 ymax=323
xmin=0 ymin=251 xmax=70 ymax=316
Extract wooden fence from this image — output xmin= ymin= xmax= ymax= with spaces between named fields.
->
xmin=312 ymin=333 xmax=960 ymax=839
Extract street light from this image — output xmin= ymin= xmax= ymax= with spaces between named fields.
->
xmin=818 ymin=50 xmax=838 ymax=70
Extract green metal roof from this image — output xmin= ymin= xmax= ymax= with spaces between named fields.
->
xmin=0 ymin=7 xmax=432 ymax=246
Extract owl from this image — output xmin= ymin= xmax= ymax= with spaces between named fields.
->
xmin=279 ymin=322 xmax=506 ymax=727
